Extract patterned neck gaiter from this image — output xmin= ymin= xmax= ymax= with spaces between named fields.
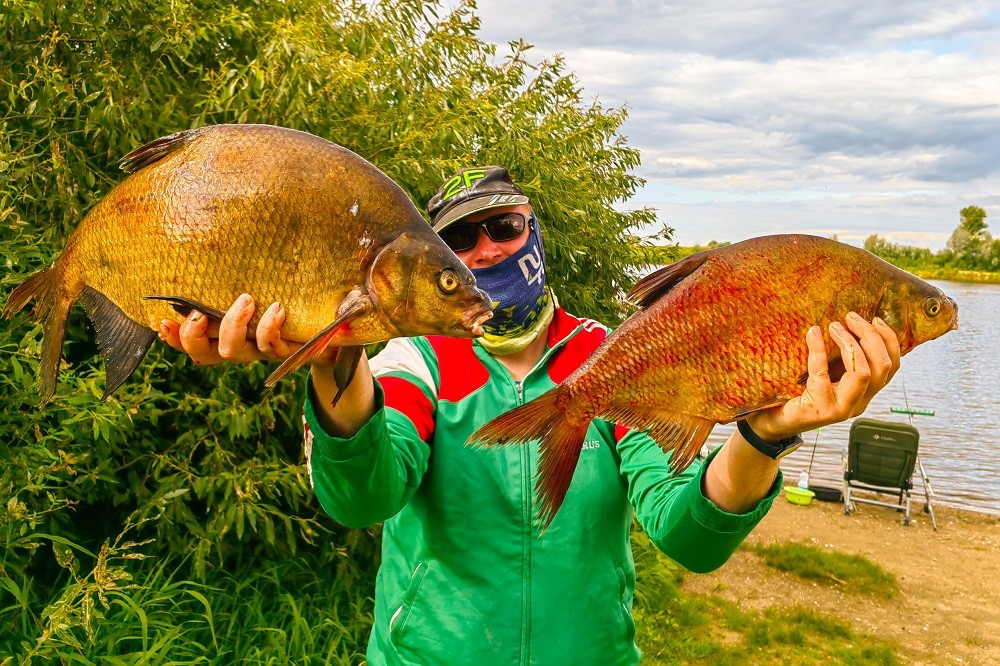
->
xmin=472 ymin=218 xmax=554 ymax=356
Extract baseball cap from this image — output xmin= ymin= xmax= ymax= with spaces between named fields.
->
xmin=427 ymin=166 xmax=530 ymax=232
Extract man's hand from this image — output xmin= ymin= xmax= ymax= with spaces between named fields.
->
xmin=157 ymin=293 xmax=336 ymax=366
xmin=746 ymin=312 xmax=901 ymax=442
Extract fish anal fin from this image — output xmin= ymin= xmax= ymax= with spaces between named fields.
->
xmin=640 ymin=413 xmax=714 ymax=473
xmin=142 ymin=295 xmax=227 ymax=322
xmin=79 ymin=287 xmax=157 ymax=400
xmin=120 ymin=127 xmax=209 ymax=174
xmin=264 ymin=292 xmax=372 ymax=388
xmin=606 ymin=406 xmax=714 ymax=475
xmin=467 ymin=387 xmax=587 ymax=533
xmin=626 ymin=250 xmax=710 ymax=309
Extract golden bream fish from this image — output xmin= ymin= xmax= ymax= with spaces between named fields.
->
xmin=468 ymin=234 xmax=958 ymax=528
xmin=4 ymin=124 xmax=492 ymax=404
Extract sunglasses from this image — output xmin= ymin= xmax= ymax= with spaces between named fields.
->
xmin=439 ymin=212 xmax=529 ymax=253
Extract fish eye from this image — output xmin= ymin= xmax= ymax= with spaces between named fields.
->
xmin=438 ymin=269 xmax=460 ymax=294
xmin=925 ymin=298 xmax=941 ymax=317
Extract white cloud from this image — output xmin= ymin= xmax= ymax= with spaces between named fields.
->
xmin=470 ymin=0 xmax=1000 ymax=249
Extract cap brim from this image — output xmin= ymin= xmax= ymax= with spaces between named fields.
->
xmin=432 ymin=194 xmax=530 ymax=232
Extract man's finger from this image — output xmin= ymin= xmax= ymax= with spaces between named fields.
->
xmin=257 ymin=302 xmax=293 ymax=359
xmin=829 ymin=320 xmax=871 ymax=411
xmin=845 ymin=312 xmax=892 ymax=388
xmin=158 ymin=319 xmax=183 ymax=352
xmin=873 ymin=316 xmax=902 ymax=377
xmin=803 ymin=325 xmax=835 ymax=405
xmin=179 ymin=310 xmax=219 ymax=365
xmin=217 ymin=293 xmax=259 ymax=361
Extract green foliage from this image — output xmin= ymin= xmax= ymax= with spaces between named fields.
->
xmin=866 ymin=205 xmax=999 ymax=277
xmin=959 ymin=205 xmax=988 ymax=238
xmin=750 ymin=541 xmax=898 ymax=599
xmin=631 ymin=531 xmax=900 ymax=665
xmin=2 ymin=535 xmax=375 ymax=663
xmin=1 ymin=0 xmax=658 ymax=658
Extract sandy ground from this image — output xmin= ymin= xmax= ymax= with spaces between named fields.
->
xmin=683 ymin=489 xmax=1000 ymax=665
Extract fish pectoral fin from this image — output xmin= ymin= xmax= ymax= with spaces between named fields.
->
xmin=264 ymin=294 xmax=372 ymax=388
xmin=330 ymin=345 xmax=364 ymax=407
xmin=626 ymin=250 xmax=710 ymax=309
xmin=79 ymin=287 xmax=157 ymax=400
xmin=143 ymin=295 xmax=228 ymax=322
xmin=732 ymin=398 xmax=789 ymax=420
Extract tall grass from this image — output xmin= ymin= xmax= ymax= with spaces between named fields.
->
xmin=3 ymin=539 xmax=375 ymax=664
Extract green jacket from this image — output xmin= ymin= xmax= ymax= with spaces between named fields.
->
xmin=303 ymin=308 xmax=779 ymax=665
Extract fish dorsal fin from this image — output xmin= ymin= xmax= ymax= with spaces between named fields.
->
xmin=626 ymin=250 xmax=711 ymax=309
xmin=120 ymin=127 xmax=209 ymax=174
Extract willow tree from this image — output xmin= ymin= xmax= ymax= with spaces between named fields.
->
xmin=0 ymin=0 xmax=656 ymax=660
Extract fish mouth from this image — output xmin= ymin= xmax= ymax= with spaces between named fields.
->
xmin=466 ymin=309 xmax=493 ymax=336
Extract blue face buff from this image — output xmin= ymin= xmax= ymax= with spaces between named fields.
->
xmin=471 ymin=216 xmax=555 ymax=355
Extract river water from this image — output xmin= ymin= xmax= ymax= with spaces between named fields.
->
xmin=703 ymin=280 xmax=1000 ymax=515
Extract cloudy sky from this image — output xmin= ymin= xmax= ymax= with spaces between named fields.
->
xmin=470 ymin=0 xmax=1000 ymax=249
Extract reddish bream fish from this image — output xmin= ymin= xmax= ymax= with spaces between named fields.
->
xmin=468 ymin=234 xmax=959 ymax=529
xmin=4 ymin=124 xmax=492 ymax=405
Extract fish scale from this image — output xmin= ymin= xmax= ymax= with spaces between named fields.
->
xmin=469 ymin=234 xmax=958 ymax=530
xmin=4 ymin=124 xmax=492 ymax=405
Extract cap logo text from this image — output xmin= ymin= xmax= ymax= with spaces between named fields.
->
xmin=442 ymin=169 xmax=487 ymax=201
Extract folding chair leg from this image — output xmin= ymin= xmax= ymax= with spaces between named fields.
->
xmin=903 ymin=491 xmax=911 ymax=526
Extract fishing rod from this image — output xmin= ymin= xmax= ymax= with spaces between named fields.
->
xmin=890 ymin=375 xmax=939 ymax=529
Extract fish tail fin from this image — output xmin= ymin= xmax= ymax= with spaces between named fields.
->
xmin=3 ymin=266 xmax=73 ymax=405
xmin=467 ymin=387 xmax=589 ymax=532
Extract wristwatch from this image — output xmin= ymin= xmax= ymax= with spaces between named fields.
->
xmin=736 ymin=419 xmax=804 ymax=460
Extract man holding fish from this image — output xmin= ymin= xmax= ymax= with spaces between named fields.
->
xmin=163 ymin=166 xmax=911 ymax=665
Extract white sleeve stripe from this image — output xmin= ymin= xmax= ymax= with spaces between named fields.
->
xmin=369 ymin=338 xmax=438 ymax=400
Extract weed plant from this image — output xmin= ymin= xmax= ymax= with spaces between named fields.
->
xmin=632 ymin=531 xmax=900 ymax=665
xmin=750 ymin=541 xmax=899 ymax=599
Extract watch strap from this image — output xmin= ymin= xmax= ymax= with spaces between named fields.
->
xmin=737 ymin=419 xmax=804 ymax=460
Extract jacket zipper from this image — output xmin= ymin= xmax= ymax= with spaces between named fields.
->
xmin=516 ymin=379 xmax=531 ymax=666
xmin=492 ymin=325 xmax=586 ymax=666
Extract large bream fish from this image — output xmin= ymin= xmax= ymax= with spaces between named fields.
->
xmin=4 ymin=124 xmax=492 ymax=405
xmin=469 ymin=234 xmax=958 ymax=528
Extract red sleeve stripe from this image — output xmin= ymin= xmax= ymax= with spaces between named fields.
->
xmin=614 ymin=423 xmax=632 ymax=442
xmin=378 ymin=375 xmax=435 ymax=442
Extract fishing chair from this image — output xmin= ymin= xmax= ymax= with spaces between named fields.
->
xmin=842 ymin=418 xmax=937 ymax=528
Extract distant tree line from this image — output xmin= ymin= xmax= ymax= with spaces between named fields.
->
xmin=645 ymin=207 xmax=998 ymax=281
xmin=865 ymin=206 xmax=999 ymax=274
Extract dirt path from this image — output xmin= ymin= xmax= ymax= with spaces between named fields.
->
xmin=682 ymin=492 xmax=1000 ymax=665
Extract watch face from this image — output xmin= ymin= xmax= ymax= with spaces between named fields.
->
xmin=774 ymin=441 xmax=804 ymax=459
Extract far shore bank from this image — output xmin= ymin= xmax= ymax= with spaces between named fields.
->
xmin=910 ymin=268 xmax=1000 ymax=284
xmin=648 ymin=245 xmax=1000 ymax=285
